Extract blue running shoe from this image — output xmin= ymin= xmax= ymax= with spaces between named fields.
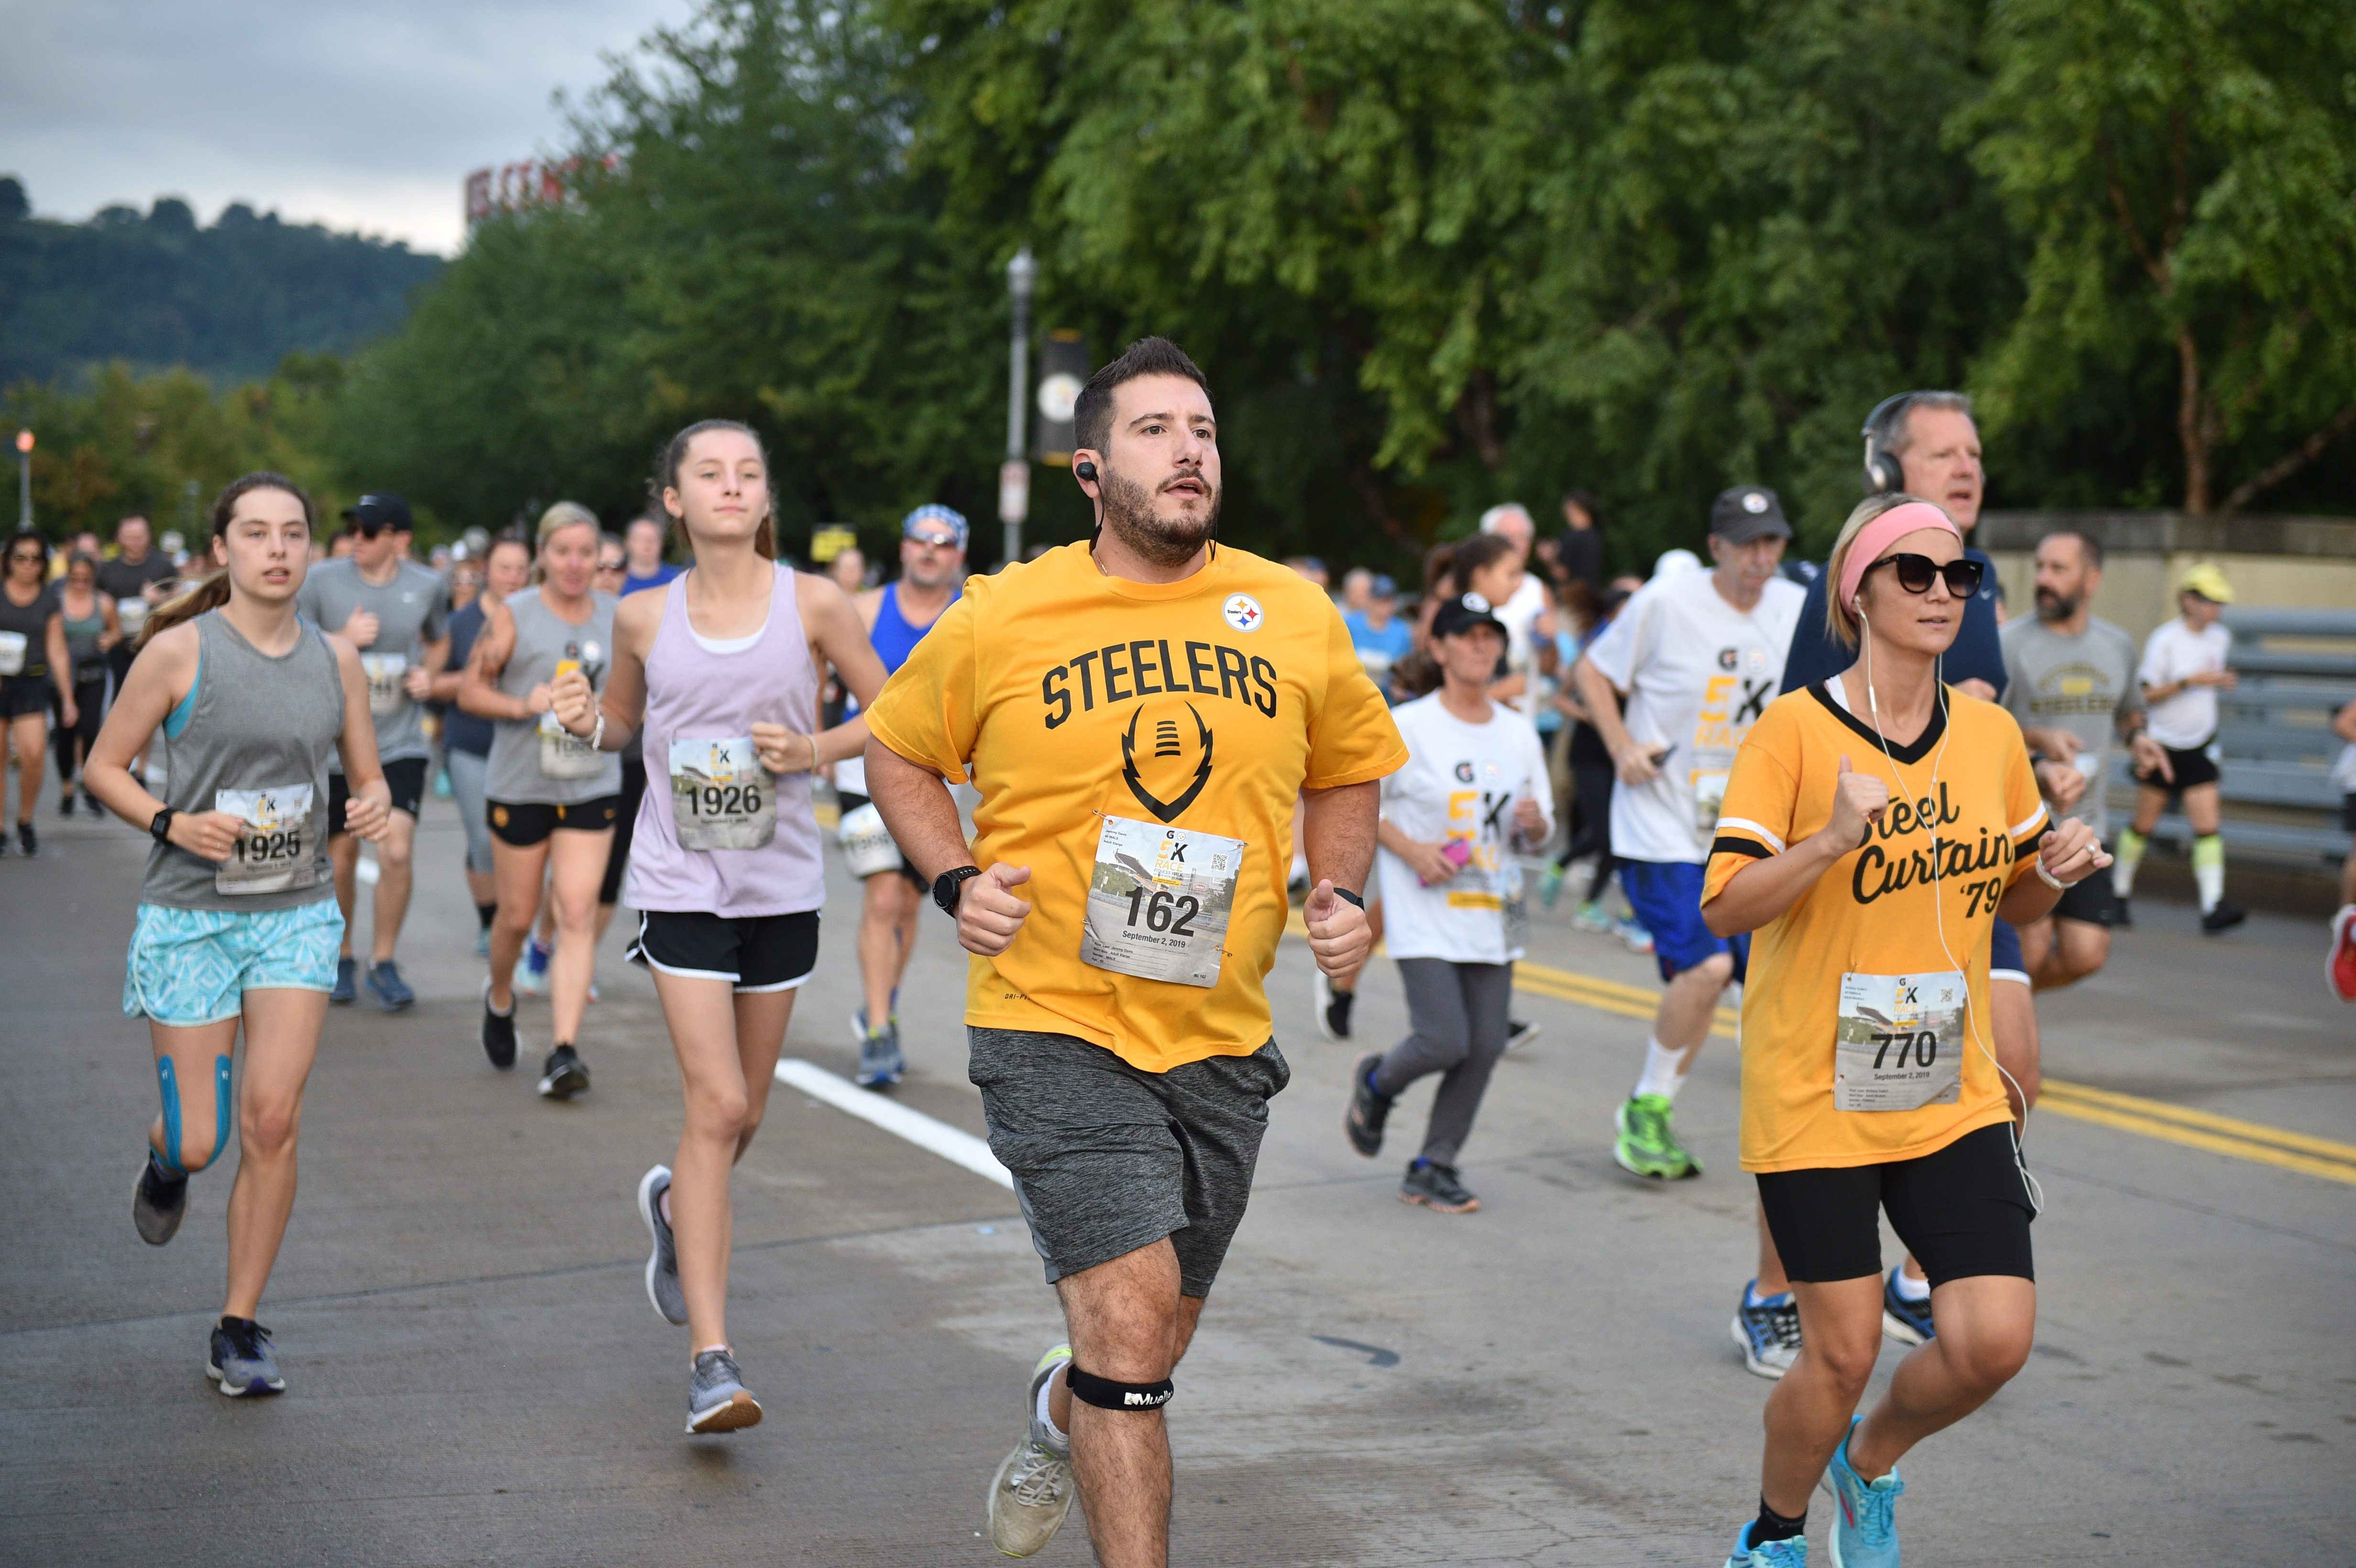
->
xmin=1731 ymin=1280 xmax=1802 ymax=1379
xmin=1822 ymin=1417 xmax=1903 ymax=1568
xmin=364 ymin=959 xmax=416 ymax=1012
xmin=1724 ymin=1522 xmax=1809 ymax=1567
xmin=516 ymin=936 xmax=551 ymax=998
xmin=207 ymin=1317 xmax=285 ymax=1396
xmin=1881 ymin=1266 xmax=1935 ymax=1346
xmin=329 ymin=955 xmax=356 ymax=1005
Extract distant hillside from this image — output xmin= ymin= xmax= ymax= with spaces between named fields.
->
xmin=0 ymin=178 xmax=445 ymax=387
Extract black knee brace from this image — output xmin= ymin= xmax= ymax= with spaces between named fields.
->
xmin=1066 ymin=1365 xmax=1174 ymax=1411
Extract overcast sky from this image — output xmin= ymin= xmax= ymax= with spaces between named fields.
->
xmin=0 ymin=0 xmax=698 ymax=255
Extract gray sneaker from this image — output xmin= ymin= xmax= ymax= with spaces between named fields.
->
xmin=856 ymin=1022 xmax=905 ymax=1089
xmin=637 ymin=1165 xmax=688 ymax=1325
xmin=207 ymin=1318 xmax=285 ymax=1396
xmin=986 ymin=1344 xmax=1077 ymax=1558
xmin=132 ymin=1152 xmax=188 ymax=1246
xmin=687 ymin=1347 xmax=762 ymax=1434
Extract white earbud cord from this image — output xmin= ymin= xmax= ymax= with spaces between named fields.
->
xmin=1857 ymin=609 xmax=2043 ymax=1216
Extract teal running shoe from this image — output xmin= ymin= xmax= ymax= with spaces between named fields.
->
xmin=1538 ymin=861 xmax=1567 ymax=908
xmin=1822 ymin=1416 xmax=1903 ymax=1567
xmin=1572 ymin=899 xmax=1613 ymax=933
xmin=1724 ymin=1523 xmax=1809 ymax=1567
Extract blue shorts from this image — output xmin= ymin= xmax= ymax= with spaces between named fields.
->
xmin=1621 ymin=860 xmax=1748 ymax=985
xmin=122 ymin=901 xmax=346 ymax=1027
xmin=1988 ymin=916 xmax=2028 ymax=987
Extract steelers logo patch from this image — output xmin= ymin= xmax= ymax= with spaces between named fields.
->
xmin=1222 ymin=593 xmax=1264 ymax=633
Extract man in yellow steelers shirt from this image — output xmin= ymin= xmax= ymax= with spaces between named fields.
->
xmin=863 ymin=337 xmax=1405 ymax=1566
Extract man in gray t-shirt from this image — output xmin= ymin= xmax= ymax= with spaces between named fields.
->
xmin=1999 ymin=530 xmax=2167 ymax=988
xmin=295 ymin=492 xmax=451 ymax=1011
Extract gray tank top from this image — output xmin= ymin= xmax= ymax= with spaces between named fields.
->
xmin=142 ymin=610 xmax=345 ymax=912
xmin=485 ymin=586 xmax=622 ymax=805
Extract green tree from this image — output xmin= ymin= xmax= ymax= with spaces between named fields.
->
xmin=1964 ymin=0 xmax=2356 ymax=514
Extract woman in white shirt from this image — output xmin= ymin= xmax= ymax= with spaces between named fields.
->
xmin=2112 ymin=563 xmax=2242 ymax=931
xmin=1342 ymin=591 xmax=1552 ymax=1214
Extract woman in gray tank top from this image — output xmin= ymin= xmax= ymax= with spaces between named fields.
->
xmin=81 ymin=472 xmax=393 ymax=1399
xmin=549 ymin=419 xmax=889 ymax=1435
xmin=458 ymin=502 xmax=620 ymax=1102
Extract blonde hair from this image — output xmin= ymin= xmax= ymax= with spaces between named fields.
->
xmin=530 ymin=501 xmax=600 ymax=586
xmin=1822 ymin=492 xmax=1941 ymax=650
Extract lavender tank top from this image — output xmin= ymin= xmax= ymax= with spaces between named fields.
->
xmin=625 ymin=566 xmax=824 ymax=916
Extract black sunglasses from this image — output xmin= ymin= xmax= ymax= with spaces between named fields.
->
xmin=1864 ymin=552 xmax=1984 ymax=599
xmin=9 ymin=551 xmax=44 ymax=564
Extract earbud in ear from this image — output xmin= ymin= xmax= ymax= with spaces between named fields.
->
xmin=1075 ymin=460 xmax=1098 ymax=483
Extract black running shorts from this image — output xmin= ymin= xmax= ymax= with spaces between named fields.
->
xmin=1755 ymin=1122 xmax=2034 ymax=1290
xmin=626 ymin=908 xmax=818 ymax=993
xmin=2050 ymin=866 xmax=2118 ymax=928
xmin=487 ymin=795 xmax=622 ymax=847
xmin=2133 ymin=742 xmax=2221 ymax=794
xmin=330 ymin=756 xmax=427 ymax=830
xmin=969 ymin=1027 xmax=1289 ymax=1297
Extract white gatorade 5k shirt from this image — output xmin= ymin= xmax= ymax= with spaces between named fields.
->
xmin=1377 ymin=695 xmax=1555 ymax=965
xmin=1582 ymin=568 xmax=1804 ymax=864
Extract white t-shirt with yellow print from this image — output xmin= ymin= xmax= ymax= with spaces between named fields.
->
xmin=863 ymin=542 xmax=1406 ymax=1074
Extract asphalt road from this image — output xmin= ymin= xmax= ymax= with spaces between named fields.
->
xmin=2 ymin=781 xmax=2350 ymax=1566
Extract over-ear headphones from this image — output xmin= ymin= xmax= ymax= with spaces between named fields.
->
xmin=1860 ymin=392 xmax=1916 ymax=496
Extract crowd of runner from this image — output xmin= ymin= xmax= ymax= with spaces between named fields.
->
xmin=13 ymin=343 xmax=2355 ymax=1568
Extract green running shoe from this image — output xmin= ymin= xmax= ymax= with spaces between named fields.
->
xmin=1614 ymin=1093 xmax=1702 ymax=1180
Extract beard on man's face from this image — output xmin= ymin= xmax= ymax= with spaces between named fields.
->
xmin=1100 ymin=464 xmax=1220 ymax=569
xmin=2034 ymin=586 xmax=2079 ymax=622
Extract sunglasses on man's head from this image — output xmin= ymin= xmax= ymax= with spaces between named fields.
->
xmin=1864 ymin=552 xmax=1984 ymax=599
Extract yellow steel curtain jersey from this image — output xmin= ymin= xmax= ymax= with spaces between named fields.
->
xmin=864 ymin=542 xmax=1406 ymax=1073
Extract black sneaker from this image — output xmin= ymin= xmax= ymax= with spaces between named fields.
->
xmin=58 ymin=792 xmax=77 ymax=818
xmin=132 ymin=1151 xmax=188 ymax=1246
xmin=1314 ymin=968 xmax=1355 ymax=1042
xmin=1505 ymin=1018 xmax=1540 ymax=1051
xmin=1400 ymin=1159 xmax=1479 ymax=1213
xmin=2113 ymin=896 xmax=2132 ymax=929
xmin=2201 ymin=900 xmax=2247 ymax=935
xmin=82 ymin=793 xmax=106 ymax=819
xmin=1344 ymin=1052 xmax=1392 ymax=1157
xmin=538 ymin=1043 xmax=590 ymax=1099
xmin=17 ymin=822 xmax=35 ymax=856
xmin=480 ymin=980 xmax=517 ymax=1070
xmin=329 ymin=955 xmax=356 ymax=1005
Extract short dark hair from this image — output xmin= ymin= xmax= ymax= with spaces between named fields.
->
xmin=2044 ymin=528 xmax=2104 ymax=569
xmin=1073 ymin=337 xmax=1212 ymax=458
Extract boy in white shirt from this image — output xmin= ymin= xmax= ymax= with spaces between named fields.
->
xmin=2113 ymin=563 xmax=2245 ymax=932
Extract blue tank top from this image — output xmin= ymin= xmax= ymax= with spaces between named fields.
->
xmin=847 ymin=581 xmax=959 ymax=716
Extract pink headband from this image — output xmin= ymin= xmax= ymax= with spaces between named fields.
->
xmin=1838 ymin=501 xmax=1961 ymax=612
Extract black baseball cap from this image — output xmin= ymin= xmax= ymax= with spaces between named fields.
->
xmin=342 ymin=492 xmax=414 ymax=534
xmin=1431 ymin=591 xmax=1508 ymax=641
xmin=1709 ymin=486 xmax=1791 ymax=544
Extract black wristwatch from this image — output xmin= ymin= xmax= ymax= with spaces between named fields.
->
xmin=933 ymin=865 xmax=983 ymax=915
xmin=1332 ymin=887 xmax=1365 ymax=910
xmin=149 ymin=806 xmax=177 ymax=845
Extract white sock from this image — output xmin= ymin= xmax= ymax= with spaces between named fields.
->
xmin=1035 ymin=1372 xmax=1069 ymax=1450
xmin=2194 ymin=861 xmax=2224 ymax=913
xmin=1744 ymin=1279 xmax=1790 ymax=1307
xmin=1892 ymin=1266 xmax=1932 ymax=1302
xmin=1633 ymin=1038 xmax=1686 ymax=1103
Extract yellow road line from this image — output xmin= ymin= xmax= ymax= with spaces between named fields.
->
xmin=1505 ymin=960 xmax=2356 ymax=1186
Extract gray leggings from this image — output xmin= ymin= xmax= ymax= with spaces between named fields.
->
xmin=447 ymin=746 xmax=493 ymax=875
xmin=1372 ymin=957 xmax=1513 ymax=1168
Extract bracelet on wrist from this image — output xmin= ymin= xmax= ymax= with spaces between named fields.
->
xmin=2033 ymin=858 xmax=2066 ymax=892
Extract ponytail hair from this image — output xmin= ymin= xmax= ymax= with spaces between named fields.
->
xmin=138 ymin=471 xmax=315 ymax=649
xmin=657 ymin=419 xmax=775 ymax=561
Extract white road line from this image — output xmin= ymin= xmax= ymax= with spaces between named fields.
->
xmin=774 ymin=1057 xmax=1014 ymax=1190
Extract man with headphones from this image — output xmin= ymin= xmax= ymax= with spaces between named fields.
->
xmin=1778 ymin=391 xmax=2081 ymax=1350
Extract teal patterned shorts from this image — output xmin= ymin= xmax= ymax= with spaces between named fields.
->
xmin=122 ymin=901 xmax=346 ymax=1027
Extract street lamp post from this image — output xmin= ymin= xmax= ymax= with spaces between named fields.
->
xmin=1000 ymin=247 xmax=1037 ymax=568
xmin=13 ymin=430 xmax=30 ymax=530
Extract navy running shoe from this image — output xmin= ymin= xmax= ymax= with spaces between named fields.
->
xmin=132 ymin=1151 xmax=188 ymax=1246
xmin=329 ymin=955 xmax=356 ymax=1005
xmin=1732 ymin=1282 xmax=1803 ymax=1379
xmin=207 ymin=1318 xmax=285 ymax=1396
xmin=364 ymin=959 xmax=416 ymax=1012
xmin=1881 ymin=1267 xmax=1935 ymax=1346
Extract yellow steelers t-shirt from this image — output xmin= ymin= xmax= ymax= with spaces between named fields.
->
xmin=1702 ymin=683 xmax=2050 ymax=1172
xmin=863 ymin=541 xmax=1406 ymax=1073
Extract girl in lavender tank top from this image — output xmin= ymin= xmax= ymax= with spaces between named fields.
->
xmin=550 ymin=420 xmax=887 ymax=1436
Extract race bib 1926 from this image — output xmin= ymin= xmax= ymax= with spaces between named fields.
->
xmin=1080 ymin=815 xmax=1243 ymax=989
xmin=668 ymin=736 xmax=775 ymax=850
xmin=1834 ymin=970 xmax=1966 ymax=1111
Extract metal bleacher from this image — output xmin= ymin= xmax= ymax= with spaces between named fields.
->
xmin=2106 ymin=607 xmax=2356 ymax=866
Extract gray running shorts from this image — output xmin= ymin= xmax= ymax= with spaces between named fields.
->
xmin=968 ymin=1026 xmax=1289 ymax=1297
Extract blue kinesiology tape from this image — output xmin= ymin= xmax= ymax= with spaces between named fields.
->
xmin=155 ymin=1058 xmax=184 ymax=1176
xmin=214 ymin=1055 xmax=233 ymax=1166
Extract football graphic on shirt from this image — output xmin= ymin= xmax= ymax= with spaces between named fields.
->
xmin=1121 ymin=701 xmax=1214 ymax=823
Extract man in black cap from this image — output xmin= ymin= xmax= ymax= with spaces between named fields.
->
xmin=1573 ymin=485 xmax=1812 ymax=1372
xmin=295 ymin=492 xmax=451 ymax=1010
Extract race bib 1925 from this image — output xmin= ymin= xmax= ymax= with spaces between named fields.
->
xmin=213 ymin=784 xmax=319 ymax=896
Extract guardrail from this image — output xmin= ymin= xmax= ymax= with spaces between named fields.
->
xmin=2106 ymin=607 xmax=2354 ymax=866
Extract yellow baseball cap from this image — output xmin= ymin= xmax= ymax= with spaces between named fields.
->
xmin=2178 ymin=562 xmax=2234 ymax=603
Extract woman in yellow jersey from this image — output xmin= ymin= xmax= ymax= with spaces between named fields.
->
xmin=1698 ymin=495 xmax=2109 ymax=1568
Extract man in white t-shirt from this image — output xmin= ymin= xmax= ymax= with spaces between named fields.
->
xmin=2113 ymin=562 xmax=2244 ymax=931
xmin=1573 ymin=485 xmax=1805 ymax=1364
xmin=1478 ymin=503 xmax=1554 ymax=716
xmin=1343 ymin=593 xmax=1552 ymax=1214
